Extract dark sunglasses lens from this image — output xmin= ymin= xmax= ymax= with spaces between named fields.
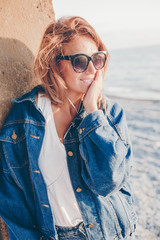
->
xmin=93 ymin=53 xmax=106 ymax=70
xmin=73 ymin=55 xmax=88 ymax=72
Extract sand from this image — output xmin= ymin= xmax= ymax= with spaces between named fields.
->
xmin=113 ymin=97 xmax=160 ymax=240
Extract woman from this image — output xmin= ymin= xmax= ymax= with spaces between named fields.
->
xmin=0 ymin=17 xmax=137 ymax=239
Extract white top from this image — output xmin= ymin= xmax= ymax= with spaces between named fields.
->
xmin=38 ymin=93 xmax=83 ymax=227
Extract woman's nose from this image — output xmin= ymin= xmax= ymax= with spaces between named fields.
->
xmin=85 ymin=60 xmax=96 ymax=74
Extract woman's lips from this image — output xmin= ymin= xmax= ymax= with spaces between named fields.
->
xmin=80 ymin=79 xmax=94 ymax=84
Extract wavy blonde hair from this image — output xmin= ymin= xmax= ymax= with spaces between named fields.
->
xmin=34 ymin=16 xmax=108 ymax=106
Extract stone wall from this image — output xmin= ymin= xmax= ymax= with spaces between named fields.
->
xmin=0 ymin=1 xmax=55 ymax=239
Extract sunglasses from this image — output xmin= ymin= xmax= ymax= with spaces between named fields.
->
xmin=57 ymin=51 xmax=107 ymax=73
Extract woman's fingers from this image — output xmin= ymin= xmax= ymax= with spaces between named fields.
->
xmin=97 ymin=94 xmax=102 ymax=109
xmin=97 ymin=95 xmax=107 ymax=113
xmin=101 ymin=96 xmax=107 ymax=113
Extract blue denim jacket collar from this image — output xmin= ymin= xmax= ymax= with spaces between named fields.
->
xmin=12 ymin=85 xmax=87 ymax=123
xmin=12 ymin=85 xmax=44 ymax=104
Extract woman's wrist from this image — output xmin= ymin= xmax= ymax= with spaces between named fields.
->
xmin=85 ymin=105 xmax=98 ymax=114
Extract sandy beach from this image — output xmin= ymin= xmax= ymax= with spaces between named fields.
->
xmin=113 ymin=97 xmax=160 ymax=240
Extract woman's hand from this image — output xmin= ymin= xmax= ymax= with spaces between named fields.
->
xmin=97 ymin=94 xmax=107 ymax=113
xmin=83 ymin=70 xmax=104 ymax=113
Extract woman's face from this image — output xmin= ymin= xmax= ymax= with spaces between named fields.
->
xmin=60 ymin=36 xmax=99 ymax=99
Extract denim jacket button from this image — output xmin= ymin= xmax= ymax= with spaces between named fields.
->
xmin=11 ymin=130 xmax=17 ymax=140
xmin=68 ymin=151 xmax=73 ymax=156
xmin=79 ymin=129 xmax=83 ymax=134
xmin=79 ymin=128 xmax=85 ymax=134
xmin=76 ymin=187 xmax=82 ymax=192
xmin=88 ymin=223 xmax=94 ymax=228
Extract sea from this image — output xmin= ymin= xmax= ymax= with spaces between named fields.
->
xmin=103 ymin=45 xmax=160 ymax=101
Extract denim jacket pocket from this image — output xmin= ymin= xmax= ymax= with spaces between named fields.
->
xmin=0 ymin=122 xmax=26 ymax=143
xmin=117 ymin=186 xmax=137 ymax=238
xmin=104 ymin=181 xmax=137 ymax=238
xmin=118 ymin=190 xmax=137 ymax=224
xmin=0 ymin=123 xmax=28 ymax=168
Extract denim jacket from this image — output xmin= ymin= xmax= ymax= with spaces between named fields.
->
xmin=0 ymin=86 xmax=137 ymax=240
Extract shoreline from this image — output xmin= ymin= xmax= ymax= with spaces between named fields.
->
xmin=106 ymin=94 xmax=160 ymax=103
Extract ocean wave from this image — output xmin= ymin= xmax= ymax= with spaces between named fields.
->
xmin=104 ymin=87 xmax=160 ymax=102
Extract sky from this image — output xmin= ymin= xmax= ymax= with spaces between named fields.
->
xmin=52 ymin=0 xmax=160 ymax=50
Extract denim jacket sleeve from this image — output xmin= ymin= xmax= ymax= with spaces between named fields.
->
xmin=77 ymin=100 xmax=132 ymax=197
xmin=0 ymin=143 xmax=47 ymax=240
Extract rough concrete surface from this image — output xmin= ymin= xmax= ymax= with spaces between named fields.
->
xmin=0 ymin=0 xmax=55 ymax=239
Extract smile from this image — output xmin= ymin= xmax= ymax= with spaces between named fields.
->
xmin=80 ymin=79 xmax=94 ymax=84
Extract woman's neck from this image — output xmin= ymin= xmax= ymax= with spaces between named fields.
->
xmin=64 ymin=93 xmax=83 ymax=115
xmin=51 ymin=96 xmax=82 ymax=143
